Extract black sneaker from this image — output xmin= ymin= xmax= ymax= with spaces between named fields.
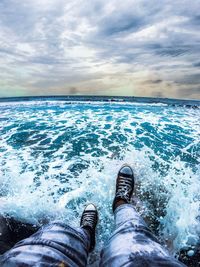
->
xmin=80 ymin=204 xmax=98 ymax=252
xmin=112 ymin=164 xmax=135 ymax=212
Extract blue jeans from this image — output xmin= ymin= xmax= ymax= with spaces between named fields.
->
xmin=0 ymin=204 xmax=186 ymax=266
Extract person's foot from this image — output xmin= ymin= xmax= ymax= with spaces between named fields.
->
xmin=112 ymin=164 xmax=135 ymax=212
xmin=80 ymin=204 xmax=98 ymax=252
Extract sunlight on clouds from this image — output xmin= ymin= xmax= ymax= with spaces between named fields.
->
xmin=16 ymin=43 xmax=35 ymax=55
xmin=64 ymin=46 xmax=96 ymax=59
xmin=123 ymin=16 xmax=188 ymax=42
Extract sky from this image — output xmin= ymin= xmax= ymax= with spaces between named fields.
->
xmin=0 ymin=0 xmax=200 ymax=99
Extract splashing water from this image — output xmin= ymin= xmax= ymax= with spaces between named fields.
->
xmin=0 ymin=100 xmax=199 ymax=263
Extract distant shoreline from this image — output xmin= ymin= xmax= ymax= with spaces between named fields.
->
xmin=0 ymin=95 xmax=200 ymax=107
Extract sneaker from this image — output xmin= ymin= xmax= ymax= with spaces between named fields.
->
xmin=80 ymin=204 xmax=98 ymax=252
xmin=112 ymin=164 xmax=135 ymax=212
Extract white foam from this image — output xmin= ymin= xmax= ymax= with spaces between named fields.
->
xmin=0 ymin=102 xmax=199 ymax=256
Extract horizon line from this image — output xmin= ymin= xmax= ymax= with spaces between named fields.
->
xmin=0 ymin=95 xmax=200 ymax=106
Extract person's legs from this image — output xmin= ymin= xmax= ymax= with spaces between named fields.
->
xmin=0 ymin=204 xmax=98 ymax=267
xmin=100 ymin=165 xmax=186 ymax=267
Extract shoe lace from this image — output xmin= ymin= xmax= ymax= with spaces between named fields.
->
xmin=116 ymin=176 xmax=133 ymax=201
xmin=81 ymin=211 xmax=96 ymax=229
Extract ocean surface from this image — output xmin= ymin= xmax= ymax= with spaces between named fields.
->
xmin=0 ymin=97 xmax=199 ymax=265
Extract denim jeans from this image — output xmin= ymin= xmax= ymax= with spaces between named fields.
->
xmin=100 ymin=204 xmax=186 ymax=267
xmin=0 ymin=204 xmax=186 ymax=267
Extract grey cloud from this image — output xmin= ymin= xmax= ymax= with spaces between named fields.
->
xmin=191 ymin=15 xmax=200 ymax=25
xmin=175 ymin=73 xmax=200 ymax=85
xmin=0 ymin=0 xmax=65 ymax=40
xmin=193 ymin=62 xmax=200 ymax=68
xmin=100 ymin=16 xmax=143 ymax=36
xmin=155 ymin=47 xmax=190 ymax=57
xmin=176 ymin=87 xmax=200 ymax=98
xmin=144 ymin=79 xmax=163 ymax=84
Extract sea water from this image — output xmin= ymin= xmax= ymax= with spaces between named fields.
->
xmin=0 ymin=99 xmax=199 ymax=264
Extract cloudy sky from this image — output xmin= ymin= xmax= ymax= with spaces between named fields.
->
xmin=0 ymin=0 xmax=200 ymax=99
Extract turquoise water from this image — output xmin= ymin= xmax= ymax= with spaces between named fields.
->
xmin=0 ymin=99 xmax=199 ymax=263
